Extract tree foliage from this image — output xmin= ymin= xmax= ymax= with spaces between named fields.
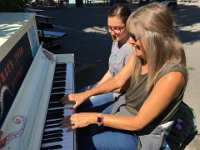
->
xmin=0 ymin=0 xmax=30 ymax=12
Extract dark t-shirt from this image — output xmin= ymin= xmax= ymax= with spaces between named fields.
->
xmin=125 ymin=63 xmax=188 ymax=124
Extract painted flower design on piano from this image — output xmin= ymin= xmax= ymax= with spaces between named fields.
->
xmin=42 ymin=49 xmax=55 ymax=63
xmin=0 ymin=115 xmax=27 ymax=148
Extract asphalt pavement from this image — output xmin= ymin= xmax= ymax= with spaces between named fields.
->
xmin=37 ymin=1 xmax=200 ymax=149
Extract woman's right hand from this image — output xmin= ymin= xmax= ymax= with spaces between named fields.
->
xmin=60 ymin=91 xmax=90 ymax=109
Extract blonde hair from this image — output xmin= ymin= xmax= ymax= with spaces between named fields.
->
xmin=126 ymin=3 xmax=186 ymax=92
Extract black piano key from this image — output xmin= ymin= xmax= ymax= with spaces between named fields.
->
xmin=52 ymin=81 xmax=65 ymax=87
xmin=46 ymin=113 xmax=63 ymax=119
xmin=55 ymin=67 xmax=66 ymax=71
xmin=43 ymin=133 xmax=63 ymax=140
xmin=44 ymin=124 xmax=61 ymax=129
xmin=56 ymin=64 xmax=66 ymax=68
xmin=55 ymin=66 xmax=66 ymax=70
xmin=54 ymin=72 xmax=66 ymax=77
xmin=42 ymin=137 xmax=63 ymax=144
xmin=46 ymin=111 xmax=63 ymax=117
xmin=53 ymin=77 xmax=66 ymax=82
xmin=43 ymin=129 xmax=63 ymax=136
xmin=41 ymin=145 xmax=63 ymax=150
xmin=46 ymin=111 xmax=63 ymax=118
xmin=55 ymin=66 xmax=67 ymax=72
xmin=55 ymin=71 xmax=66 ymax=74
xmin=46 ymin=114 xmax=64 ymax=120
xmin=53 ymin=76 xmax=66 ymax=80
xmin=51 ymin=88 xmax=65 ymax=93
xmin=47 ymin=109 xmax=63 ymax=115
xmin=50 ymin=94 xmax=65 ymax=102
xmin=55 ymin=65 xmax=66 ymax=70
xmin=48 ymin=102 xmax=63 ymax=108
xmin=52 ymin=82 xmax=65 ymax=87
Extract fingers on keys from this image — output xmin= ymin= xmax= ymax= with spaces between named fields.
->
xmin=60 ymin=115 xmax=71 ymax=127
xmin=60 ymin=115 xmax=77 ymax=131
xmin=60 ymin=95 xmax=68 ymax=105
xmin=60 ymin=95 xmax=76 ymax=107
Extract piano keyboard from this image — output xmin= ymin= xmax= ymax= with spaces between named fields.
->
xmin=0 ymin=47 xmax=75 ymax=150
xmin=41 ymin=63 xmax=75 ymax=150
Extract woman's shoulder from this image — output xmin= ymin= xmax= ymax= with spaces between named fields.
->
xmin=163 ymin=63 xmax=187 ymax=73
xmin=156 ymin=63 xmax=188 ymax=83
xmin=122 ymin=42 xmax=134 ymax=53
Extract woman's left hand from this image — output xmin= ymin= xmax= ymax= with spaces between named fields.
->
xmin=61 ymin=113 xmax=97 ymax=130
xmin=60 ymin=92 xmax=90 ymax=109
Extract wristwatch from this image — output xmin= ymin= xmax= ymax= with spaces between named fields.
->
xmin=97 ymin=113 xmax=104 ymax=126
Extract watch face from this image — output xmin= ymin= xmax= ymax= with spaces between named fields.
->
xmin=97 ymin=117 xmax=102 ymax=123
xmin=97 ymin=113 xmax=103 ymax=126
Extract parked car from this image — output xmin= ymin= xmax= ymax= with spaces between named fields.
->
xmin=138 ymin=0 xmax=177 ymax=10
xmin=160 ymin=0 xmax=177 ymax=10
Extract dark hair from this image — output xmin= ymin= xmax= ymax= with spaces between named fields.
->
xmin=108 ymin=4 xmax=131 ymax=24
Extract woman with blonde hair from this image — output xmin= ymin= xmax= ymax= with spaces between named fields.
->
xmin=61 ymin=3 xmax=188 ymax=149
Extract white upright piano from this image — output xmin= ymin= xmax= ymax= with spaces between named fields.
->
xmin=0 ymin=13 xmax=76 ymax=150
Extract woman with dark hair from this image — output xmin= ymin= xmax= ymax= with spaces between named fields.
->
xmin=77 ymin=4 xmax=133 ymax=113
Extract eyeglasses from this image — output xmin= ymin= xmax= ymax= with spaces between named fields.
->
xmin=106 ymin=26 xmax=125 ymax=34
xmin=134 ymin=44 xmax=141 ymax=50
xmin=129 ymin=33 xmax=142 ymax=50
xmin=129 ymin=33 xmax=142 ymax=41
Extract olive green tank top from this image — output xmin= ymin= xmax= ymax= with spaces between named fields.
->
xmin=125 ymin=63 xmax=188 ymax=124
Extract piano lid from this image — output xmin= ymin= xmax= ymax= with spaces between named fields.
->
xmin=0 ymin=47 xmax=56 ymax=150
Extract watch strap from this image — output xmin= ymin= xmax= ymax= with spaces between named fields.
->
xmin=97 ymin=113 xmax=104 ymax=126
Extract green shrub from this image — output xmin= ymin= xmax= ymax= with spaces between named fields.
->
xmin=0 ymin=0 xmax=30 ymax=12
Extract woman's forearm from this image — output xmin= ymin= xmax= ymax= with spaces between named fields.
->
xmin=85 ymin=75 xmax=122 ymax=97
xmin=84 ymin=113 xmax=142 ymax=131
xmin=86 ymin=52 xmax=135 ymax=99
xmin=97 ymin=70 xmax=112 ymax=86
